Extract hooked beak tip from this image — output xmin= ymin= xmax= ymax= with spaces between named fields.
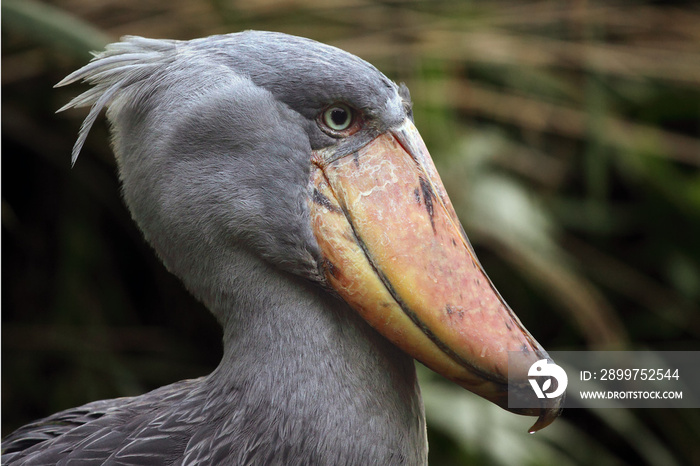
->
xmin=529 ymin=404 xmax=564 ymax=433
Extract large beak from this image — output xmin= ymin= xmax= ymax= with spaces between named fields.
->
xmin=309 ymin=119 xmax=562 ymax=432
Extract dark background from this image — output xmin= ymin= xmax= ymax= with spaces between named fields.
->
xmin=3 ymin=1 xmax=699 ymax=464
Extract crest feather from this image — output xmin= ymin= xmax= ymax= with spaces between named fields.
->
xmin=56 ymin=36 xmax=180 ymax=166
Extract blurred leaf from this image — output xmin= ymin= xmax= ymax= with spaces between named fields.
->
xmin=2 ymin=0 xmax=112 ymax=58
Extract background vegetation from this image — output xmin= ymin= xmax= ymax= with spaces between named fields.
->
xmin=3 ymin=1 xmax=699 ymax=464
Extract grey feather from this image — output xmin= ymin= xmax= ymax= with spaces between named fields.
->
xmin=4 ymin=31 xmax=425 ymax=465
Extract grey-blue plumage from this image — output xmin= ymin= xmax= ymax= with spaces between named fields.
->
xmin=3 ymin=31 xmax=425 ymax=466
xmin=3 ymin=30 xmax=561 ymax=465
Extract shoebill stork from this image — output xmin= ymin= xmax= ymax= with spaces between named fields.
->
xmin=3 ymin=31 xmax=562 ymax=464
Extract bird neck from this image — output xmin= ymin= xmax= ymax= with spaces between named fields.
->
xmin=191 ymin=251 xmax=427 ymax=462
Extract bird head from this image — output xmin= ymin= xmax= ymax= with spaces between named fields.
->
xmin=58 ymin=31 xmax=562 ymax=432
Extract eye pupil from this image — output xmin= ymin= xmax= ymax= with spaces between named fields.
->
xmin=330 ymin=108 xmax=348 ymax=126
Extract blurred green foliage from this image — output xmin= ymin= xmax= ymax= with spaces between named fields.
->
xmin=3 ymin=1 xmax=699 ymax=464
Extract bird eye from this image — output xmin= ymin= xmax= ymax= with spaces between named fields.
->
xmin=321 ymin=104 xmax=353 ymax=132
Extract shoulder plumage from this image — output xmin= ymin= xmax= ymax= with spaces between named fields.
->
xmin=2 ymin=379 xmax=204 ymax=465
xmin=2 ymin=398 xmax=122 ymax=463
